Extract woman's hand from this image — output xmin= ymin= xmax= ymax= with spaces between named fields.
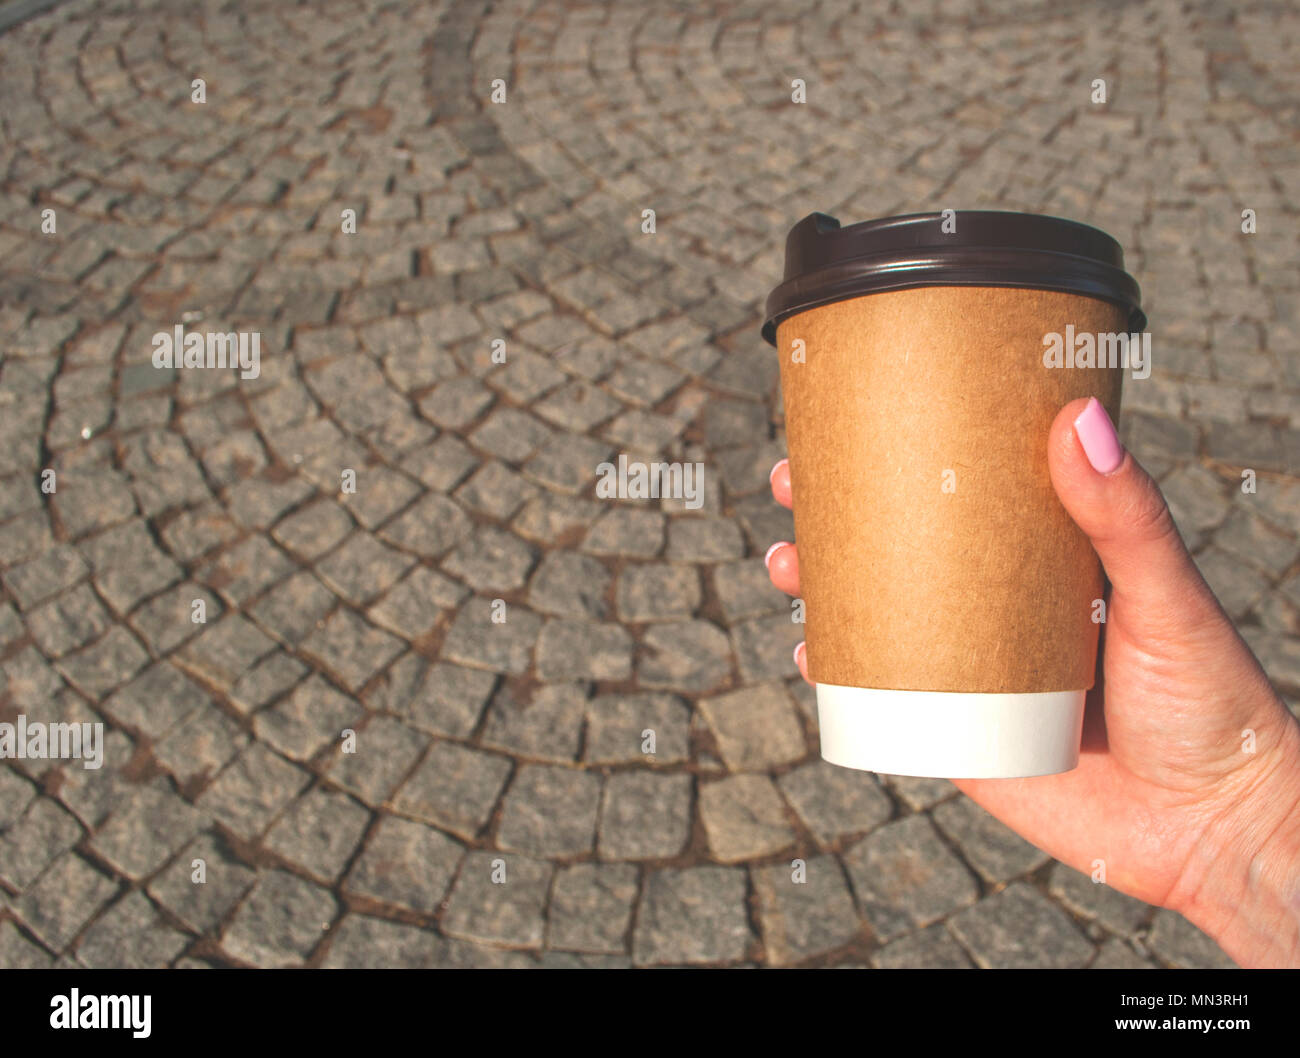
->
xmin=766 ymin=397 xmax=1300 ymax=967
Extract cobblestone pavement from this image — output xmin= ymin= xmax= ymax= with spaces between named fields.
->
xmin=0 ymin=0 xmax=1296 ymax=969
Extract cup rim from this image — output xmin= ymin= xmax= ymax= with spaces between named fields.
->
xmin=761 ymin=210 xmax=1146 ymax=345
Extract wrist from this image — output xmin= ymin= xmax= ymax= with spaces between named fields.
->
xmin=1169 ymin=710 xmax=1300 ymax=967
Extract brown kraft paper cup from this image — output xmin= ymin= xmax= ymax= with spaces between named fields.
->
xmin=763 ymin=211 xmax=1144 ymax=779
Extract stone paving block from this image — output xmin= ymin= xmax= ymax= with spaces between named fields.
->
xmin=321 ymin=914 xmax=446 ymax=968
xmin=584 ymin=691 xmax=691 ymax=764
xmin=616 ymin=562 xmax=701 ymax=622
xmin=253 ymin=674 xmax=363 ymax=762
xmin=367 ymin=565 xmax=467 ymax=640
xmin=89 ymin=783 xmax=208 ymax=880
xmin=752 ymin=855 xmax=862 ymax=965
xmin=418 ymin=376 xmax=495 ymax=429
xmin=523 ymin=431 xmax=612 ymax=494
xmin=50 ymin=468 xmax=136 ymax=537
xmin=47 ymin=726 xmax=134 ymax=829
xmin=440 ymin=601 xmax=540 ymax=675
xmin=1046 ymin=862 xmax=1152 ymax=938
xmin=178 ymin=613 xmax=276 ymax=690
xmin=468 ymin=407 xmax=554 ymax=464
xmin=147 ymin=832 xmax=258 ymax=933
xmin=369 ymin=654 xmax=497 ymax=737
xmin=665 ymin=516 xmax=745 ymax=561
xmin=699 ymin=773 xmax=796 ymax=863
xmin=0 ymin=766 xmax=37 ymax=829
xmin=598 ymin=771 xmax=692 ymax=861
xmin=582 ymin=507 xmax=665 ymax=557
xmin=442 ymin=527 xmax=536 ymax=593
xmin=300 ymin=607 xmax=404 ymax=692
xmin=229 ymin=651 xmax=308 ymax=714
xmin=633 ymin=866 xmax=753 ymax=966
xmin=731 ymin=613 xmax=803 ymax=683
xmin=546 ymin=862 xmax=639 ymax=955
xmin=0 ymin=920 xmax=54 ymax=969
xmin=152 ymin=703 xmax=250 ymax=788
xmin=75 ymin=890 xmax=191 ymax=969
xmin=480 ymin=682 xmax=587 ymax=761
xmin=535 ymin=619 xmax=633 ymax=681
xmin=638 ymin=619 xmax=731 ymax=693
xmin=14 ymin=853 xmax=119 ymax=953
xmin=246 ymin=570 xmax=337 ymax=646
xmin=777 ymin=760 xmax=893 ymax=845
xmin=128 ymin=581 xmax=223 ymax=654
xmin=932 ymin=796 xmax=1051 ymax=883
xmin=198 ymin=535 xmax=295 ymax=608
xmin=511 ymin=491 xmax=604 ymax=545
xmin=325 ymin=716 xmax=430 ymax=806
xmin=732 ymin=494 xmax=794 ymax=554
xmin=343 ymin=815 xmax=464 ymax=914
xmin=271 ymin=498 xmax=355 ymax=560
xmin=2 ymin=647 xmax=64 ymax=711
xmin=264 ymin=786 xmax=371 ymax=883
xmin=393 ymin=741 xmax=512 ymax=840
xmin=842 ymin=814 xmax=979 ymax=942
xmin=713 ymin=558 xmax=787 ymax=621
xmin=1146 ymin=908 xmax=1236 ymax=969
xmin=497 ymin=764 xmax=602 ymax=856
xmin=871 ymin=922 xmax=975 ymax=969
xmin=159 ymin=503 xmax=240 ymax=563
xmin=947 ymin=882 xmax=1095 ymax=969
xmin=53 ymin=625 xmax=149 ymax=698
xmin=453 ymin=461 xmax=538 ymax=521
xmin=700 ymin=682 xmax=805 ymax=773
xmin=527 ymin=550 xmax=611 ymax=619
xmin=534 ymin=379 xmax=620 ymax=432
xmin=316 ymin=532 xmax=415 ymax=606
xmin=1091 ymin=937 xmax=1159 ymax=969
xmin=881 ymin=773 xmax=958 ymax=811
xmin=225 ymin=475 xmax=314 ymax=531
xmin=220 ymin=869 xmax=337 ymax=968
xmin=24 ymin=584 xmax=112 ymax=658
xmin=441 ymin=850 xmax=552 ymax=948
xmin=403 ymin=436 xmax=480 ymax=493
xmin=0 ymin=796 xmax=84 ymax=891
xmin=197 ymin=743 xmax=313 ymax=841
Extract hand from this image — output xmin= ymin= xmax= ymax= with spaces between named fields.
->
xmin=766 ymin=396 xmax=1300 ymax=967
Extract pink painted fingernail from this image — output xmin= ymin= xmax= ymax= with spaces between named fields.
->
xmin=1073 ymin=397 xmax=1124 ymax=474
xmin=769 ymin=458 xmax=788 ymax=485
xmin=793 ymin=642 xmax=806 ymax=668
xmin=764 ymin=541 xmax=789 ymax=569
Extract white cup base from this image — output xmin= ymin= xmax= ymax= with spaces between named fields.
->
xmin=815 ymin=683 xmax=1086 ymax=779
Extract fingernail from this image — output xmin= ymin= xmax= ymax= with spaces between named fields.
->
xmin=1073 ymin=397 xmax=1124 ymax=475
xmin=764 ymin=541 xmax=789 ymax=569
xmin=769 ymin=458 xmax=788 ymax=486
xmin=793 ymin=642 xmax=806 ymax=668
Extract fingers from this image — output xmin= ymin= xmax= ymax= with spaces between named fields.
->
xmin=767 ymin=458 xmax=800 ymax=595
xmin=765 ymin=540 xmax=800 ymax=595
xmin=770 ymin=458 xmax=792 ymax=509
xmin=794 ymin=641 xmax=809 ymax=683
xmin=770 ymin=458 xmax=809 ymax=684
xmin=1048 ymin=397 xmax=1225 ymax=638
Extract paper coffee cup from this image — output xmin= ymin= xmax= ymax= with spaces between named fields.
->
xmin=762 ymin=211 xmax=1145 ymax=779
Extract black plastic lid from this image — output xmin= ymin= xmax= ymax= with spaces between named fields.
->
xmin=761 ymin=210 xmax=1145 ymax=345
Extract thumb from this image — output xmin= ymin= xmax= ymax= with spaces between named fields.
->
xmin=1047 ymin=397 xmax=1225 ymax=639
